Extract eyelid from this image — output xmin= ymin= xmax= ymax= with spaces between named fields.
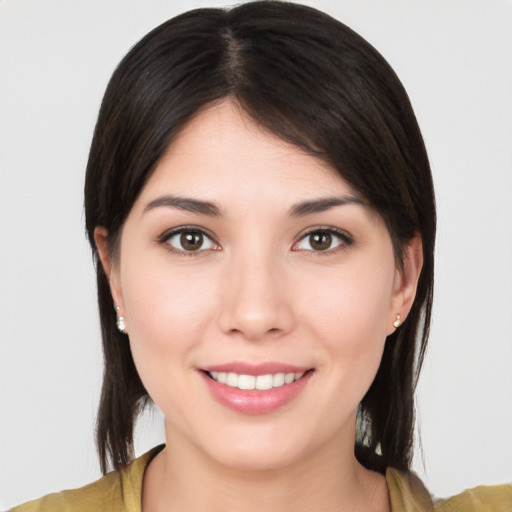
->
xmin=157 ymin=225 xmax=220 ymax=253
xmin=156 ymin=224 xmax=352 ymax=255
xmin=292 ymin=226 xmax=353 ymax=253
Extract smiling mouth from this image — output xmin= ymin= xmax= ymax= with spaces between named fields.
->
xmin=204 ymin=370 xmax=311 ymax=391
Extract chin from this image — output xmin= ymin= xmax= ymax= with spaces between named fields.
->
xmin=207 ymin=444 xmax=305 ymax=472
xmin=194 ymin=422 xmax=330 ymax=473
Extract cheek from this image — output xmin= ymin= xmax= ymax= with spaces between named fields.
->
xmin=119 ymin=257 xmax=219 ymax=378
xmin=304 ymin=263 xmax=392 ymax=330
xmin=298 ymin=257 xmax=394 ymax=380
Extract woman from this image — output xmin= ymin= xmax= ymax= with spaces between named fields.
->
xmin=7 ymin=1 xmax=511 ymax=511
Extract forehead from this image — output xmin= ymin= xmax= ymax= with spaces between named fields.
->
xmin=138 ymin=100 xmax=355 ymax=206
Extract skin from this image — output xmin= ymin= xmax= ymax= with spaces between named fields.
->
xmin=95 ymin=100 xmax=423 ymax=512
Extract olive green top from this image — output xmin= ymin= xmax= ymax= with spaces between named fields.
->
xmin=9 ymin=446 xmax=512 ymax=511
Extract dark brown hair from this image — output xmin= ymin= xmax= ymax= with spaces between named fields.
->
xmin=84 ymin=0 xmax=435 ymax=475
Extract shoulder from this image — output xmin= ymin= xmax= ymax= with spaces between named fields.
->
xmin=7 ymin=446 xmax=163 ymax=512
xmin=434 ymin=484 xmax=512 ymax=512
xmin=386 ymin=467 xmax=435 ymax=511
xmin=7 ymin=470 xmax=123 ymax=512
xmin=386 ymin=467 xmax=512 ymax=512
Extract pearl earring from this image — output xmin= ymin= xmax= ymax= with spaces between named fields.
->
xmin=116 ymin=305 xmax=126 ymax=332
xmin=393 ymin=314 xmax=401 ymax=329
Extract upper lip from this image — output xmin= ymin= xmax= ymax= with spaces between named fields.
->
xmin=200 ymin=362 xmax=312 ymax=376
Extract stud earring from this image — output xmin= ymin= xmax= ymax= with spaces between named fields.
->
xmin=393 ymin=314 xmax=401 ymax=329
xmin=115 ymin=305 xmax=126 ymax=333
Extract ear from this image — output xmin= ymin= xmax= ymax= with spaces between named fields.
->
xmin=94 ymin=226 xmax=125 ymax=315
xmin=387 ymin=233 xmax=423 ymax=335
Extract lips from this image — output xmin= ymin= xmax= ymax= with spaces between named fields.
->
xmin=199 ymin=363 xmax=313 ymax=414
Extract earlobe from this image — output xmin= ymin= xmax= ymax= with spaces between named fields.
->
xmin=389 ymin=234 xmax=423 ymax=333
xmin=115 ymin=305 xmax=127 ymax=333
xmin=93 ymin=226 xmax=125 ymax=315
xmin=94 ymin=227 xmax=112 ymax=278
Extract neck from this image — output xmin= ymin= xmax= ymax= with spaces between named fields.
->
xmin=142 ymin=424 xmax=389 ymax=512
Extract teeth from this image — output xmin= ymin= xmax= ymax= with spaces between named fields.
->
xmin=208 ymin=370 xmax=306 ymax=390
xmin=226 ymin=372 xmax=238 ymax=387
xmin=272 ymin=373 xmax=285 ymax=387
xmin=256 ymin=374 xmax=273 ymax=390
xmin=238 ymin=374 xmax=256 ymax=390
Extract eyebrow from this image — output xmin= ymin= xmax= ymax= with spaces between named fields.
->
xmin=143 ymin=195 xmax=222 ymax=216
xmin=289 ymin=196 xmax=364 ymax=217
xmin=143 ymin=194 xmax=364 ymax=218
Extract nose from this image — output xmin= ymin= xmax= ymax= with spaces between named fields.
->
xmin=218 ymin=249 xmax=295 ymax=341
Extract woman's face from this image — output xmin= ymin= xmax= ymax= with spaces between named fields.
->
xmin=99 ymin=101 xmax=419 ymax=471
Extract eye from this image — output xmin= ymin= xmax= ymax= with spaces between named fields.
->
xmin=162 ymin=228 xmax=217 ymax=253
xmin=294 ymin=228 xmax=351 ymax=252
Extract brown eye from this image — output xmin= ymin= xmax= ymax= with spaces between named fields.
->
xmin=294 ymin=228 xmax=351 ymax=252
xmin=180 ymin=231 xmax=204 ymax=251
xmin=165 ymin=229 xmax=216 ymax=252
xmin=309 ymin=232 xmax=332 ymax=251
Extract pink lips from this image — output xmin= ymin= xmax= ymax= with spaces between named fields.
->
xmin=203 ymin=362 xmax=310 ymax=375
xmin=199 ymin=362 xmax=313 ymax=415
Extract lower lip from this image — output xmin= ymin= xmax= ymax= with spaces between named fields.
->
xmin=200 ymin=371 xmax=313 ymax=415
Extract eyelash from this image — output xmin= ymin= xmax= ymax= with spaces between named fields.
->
xmin=157 ymin=226 xmax=219 ymax=257
xmin=156 ymin=225 xmax=353 ymax=256
xmin=293 ymin=227 xmax=353 ymax=255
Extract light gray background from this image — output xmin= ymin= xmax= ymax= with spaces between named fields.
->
xmin=1 ymin=0 xmax=511 ymax=508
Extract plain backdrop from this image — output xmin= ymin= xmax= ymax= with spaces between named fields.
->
xmin=1 ymin=0 xmax=511 ymax=508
